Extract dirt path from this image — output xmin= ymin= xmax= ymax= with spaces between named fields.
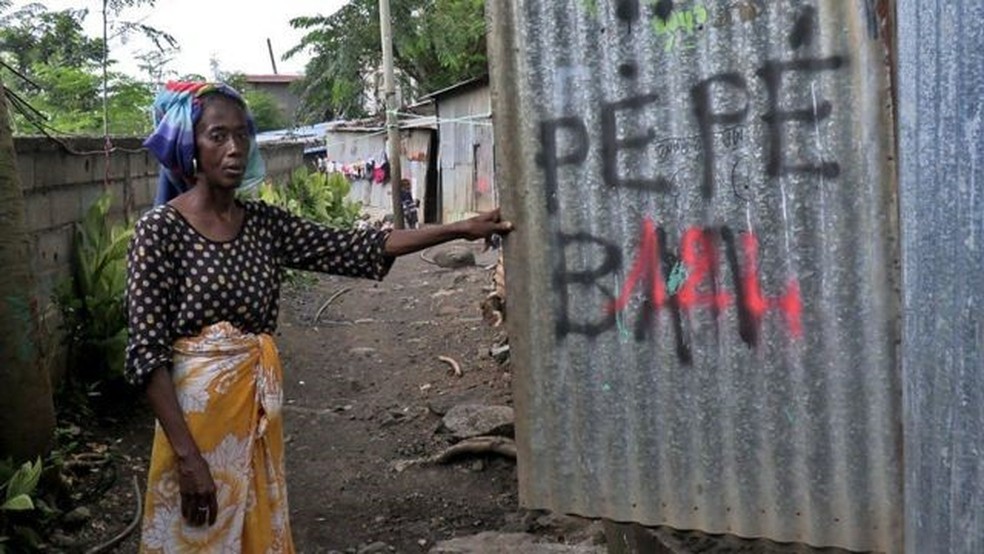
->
xmin=65 ymin=242 xmax=530 ymax=553
xmin=277 ymin=243 xmax=517 ymax=552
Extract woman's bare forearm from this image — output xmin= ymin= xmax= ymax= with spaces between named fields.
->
xmin=382 ymin=210 xmax=513 ymax=257
xmin=145 ymin=366 xmax=200 ymax=461
xmin=383 ymin=222 xmax=468 ymax=257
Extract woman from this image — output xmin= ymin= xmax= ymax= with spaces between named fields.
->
xmin=126 ymin=81 xmax=512 ymax=552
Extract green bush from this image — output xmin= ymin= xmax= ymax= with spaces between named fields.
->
xmin=257 ymin=167 xmax=362 ymax=229
xmin=54 ymin=194 xmax=133 ymax=388
xmin=0 ymin=458 xmax=46 ymax=552
xmin=253 ymin=168 xmax=363 ymax=286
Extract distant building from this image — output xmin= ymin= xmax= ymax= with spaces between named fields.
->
xmin=243 ymin=74 xmax=303 ymax=122
xmin=322 ymin=118 xmax=438 ymax=222
xmin=418 ymin=76 xmax=494 ymax=223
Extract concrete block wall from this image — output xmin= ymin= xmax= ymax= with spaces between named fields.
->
xmin=13 ymin=136 xmax=303 ymax=382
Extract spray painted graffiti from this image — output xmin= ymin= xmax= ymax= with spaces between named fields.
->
xmin=539 ymin=54 xmax=847 ymax=200
xmin=552 ymin=219 xmax=801 ymax=363
xmin=580 ymin=0 xmax=767 ymax=51
xmin=652 ymin=3 xmax=709 ymax=52
xmin=541 ymin=2 xmax=846 ymax=361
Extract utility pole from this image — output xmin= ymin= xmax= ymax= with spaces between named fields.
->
xmin=266 ymin=39 xmax=279 ymax=74
xmin=379 ymin=0 xmax=404 ymax=228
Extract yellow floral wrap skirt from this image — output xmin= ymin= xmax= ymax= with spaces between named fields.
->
xmin=140 ymin=322 xmax=295 ymax=553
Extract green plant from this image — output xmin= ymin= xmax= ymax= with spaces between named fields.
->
xmin=0 ymin=458 xmax=44 ymax=552
xmin=54 ymin=194 xmax=134 ymax=387
xmin=257 ymin=167 xmax=362 ymax=229
xmin=253 ymin=168 xmax=362 ymax=286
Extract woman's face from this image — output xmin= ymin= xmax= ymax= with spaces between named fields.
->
xmin=194 ymin=95 xmax=250 ymax=189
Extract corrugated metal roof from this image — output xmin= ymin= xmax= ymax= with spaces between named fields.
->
xmin=489 ymin=1 xmax=899 ymax=551
xmin=418 ymin=75 xmax=490 ymax=101
xmin=897 ymin=2 xmax=984 ymax=553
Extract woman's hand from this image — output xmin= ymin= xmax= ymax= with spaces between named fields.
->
xmin=458 ymin=209 xmax=514 ymax=243
xmin=178 ymin=452 xmax=218 ymax=527
xmin=144 ymin=367 xmax=218 ymax=527
xmin=383 ymin=208 xmax=515 ymax=257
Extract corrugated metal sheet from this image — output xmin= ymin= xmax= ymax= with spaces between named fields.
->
xmin=436 ymin=86 xmax=495 ymax=222
xmin=323 ymin=129 xmax=433 ymax=210
xmin=488 ymin=1 xmax=899 ymax=552
xmin=897 ymin=2 xmax=984 ymax=553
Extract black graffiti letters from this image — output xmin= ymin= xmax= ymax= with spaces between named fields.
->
xmin=691 ymin=73 xmax=749 ymax=199
xmin=552 ymin=232 xmax=621 ymax=338
xmin=538 ymin=117 xmax=589 ymax=214
xmin=601 ymin=94 xmax=672 ymax=192
xmin=757 ymin=56 xmax=845 ymax=178
xmin=537 ymin=62 xmax=846 ymax=206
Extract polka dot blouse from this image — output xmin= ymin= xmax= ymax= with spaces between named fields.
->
xmin=124 ymin=200 xmax=394 ymax=387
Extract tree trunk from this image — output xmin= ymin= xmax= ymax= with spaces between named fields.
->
xmin=0 ymin=78 xmax=56 ymax=462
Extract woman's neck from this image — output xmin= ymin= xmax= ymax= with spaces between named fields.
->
xmin=182 ymin=183 xmax=240 ymax=217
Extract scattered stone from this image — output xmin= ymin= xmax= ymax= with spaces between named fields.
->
xmin=433 ymin=249 xmax=476 ymax=268
xmin=48 ymin=531 xmax=80 ymax=548
xmin=63 ymin=505 xmax=93 ymax=527
xmin=533 ymin=513 xmax=602 ymax=544
xmin=428 ymin=532 xmax=605 ymax=553
xmin=381 ymin=410 xmax=408 ymax=428
xmin=350 ymin=347 xmax=378 ymax=356
xmin=500 ymin=510 xmax=541 ymax=533
xmin=426 ymin=391 xmax=485 ymax=416
xmin=439 ymin=404 xmax=515 ymax=440
xmin=357 ymin=541 xmax=392 ymax=554
xmin=437 ymin=305 xmax=461 ymax=317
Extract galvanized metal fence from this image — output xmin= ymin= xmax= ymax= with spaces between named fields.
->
xmin=490 ymin=1 xmax=903 ymax=551
xmin=898 ymin=1 xmax=984 ymax=553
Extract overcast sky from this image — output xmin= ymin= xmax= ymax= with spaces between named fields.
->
xmin=12 ymin=0 xmax=347 ymax=79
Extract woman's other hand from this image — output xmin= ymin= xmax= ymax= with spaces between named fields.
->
xmin=178 ymin=453 xmax=218 ymax=527
xmin=459 ymin=209 xmax=514 ymax=242
xmin=383 ymin=208 xmax=515 ymax=257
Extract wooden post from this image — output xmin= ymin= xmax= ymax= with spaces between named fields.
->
xmin=379 ymin=0 xmax=404 ymax=228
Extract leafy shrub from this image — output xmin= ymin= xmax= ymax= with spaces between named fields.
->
xmin=253 ymin=168 xmax=362 ymax=286
xmin=257 ymin=167 xmax=361 ymax=229
xmin=0 ymin=458 xmax=47 ymax=552
xmin=54 ymin=194 xmax=133 ymax=388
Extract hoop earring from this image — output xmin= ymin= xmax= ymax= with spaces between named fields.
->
xmin=192 ymin=158 xmax=199 ymax=174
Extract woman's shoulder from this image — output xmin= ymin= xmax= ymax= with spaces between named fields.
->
xmin=242 ymin=199 xmax=292 ymax=222
xmin=134 ymin=204 xmax=181 ymax=234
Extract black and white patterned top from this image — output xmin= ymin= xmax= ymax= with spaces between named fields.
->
xmin=124 ymin=200 xmax=393 ymax=387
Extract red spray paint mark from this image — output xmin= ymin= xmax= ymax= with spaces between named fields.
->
xmin=608 ymin=218 xmax=666 ymax=313
xmin=740 ymin=233 xmax=802 ymax=337
xmin=608 ymin=218 xmax=803 ymax=345
xmin=678 ymin=227 xmax=732 ymax=312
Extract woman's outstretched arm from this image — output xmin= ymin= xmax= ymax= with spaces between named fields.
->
xmin=383 ymin=209 xmax=513 ymax=257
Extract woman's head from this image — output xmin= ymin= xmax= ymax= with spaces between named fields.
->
xmin=194 ymin=93 xmax=251 ymax=191
xmin=144 ymin=81 xmax=266 ymax=205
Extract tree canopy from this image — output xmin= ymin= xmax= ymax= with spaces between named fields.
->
xmin=286 ymin=0 xmax=487 ymax=122
xmin=0 ymin=1 xmax=171 ymax=136
xmin=0 ymin=0 xmax=490 ymax=132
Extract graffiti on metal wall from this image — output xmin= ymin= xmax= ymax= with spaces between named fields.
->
xmin=542 ymin=2 xmax=847 ymax=363
xmin=581 ymin=0 xmax=766 ymax=51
